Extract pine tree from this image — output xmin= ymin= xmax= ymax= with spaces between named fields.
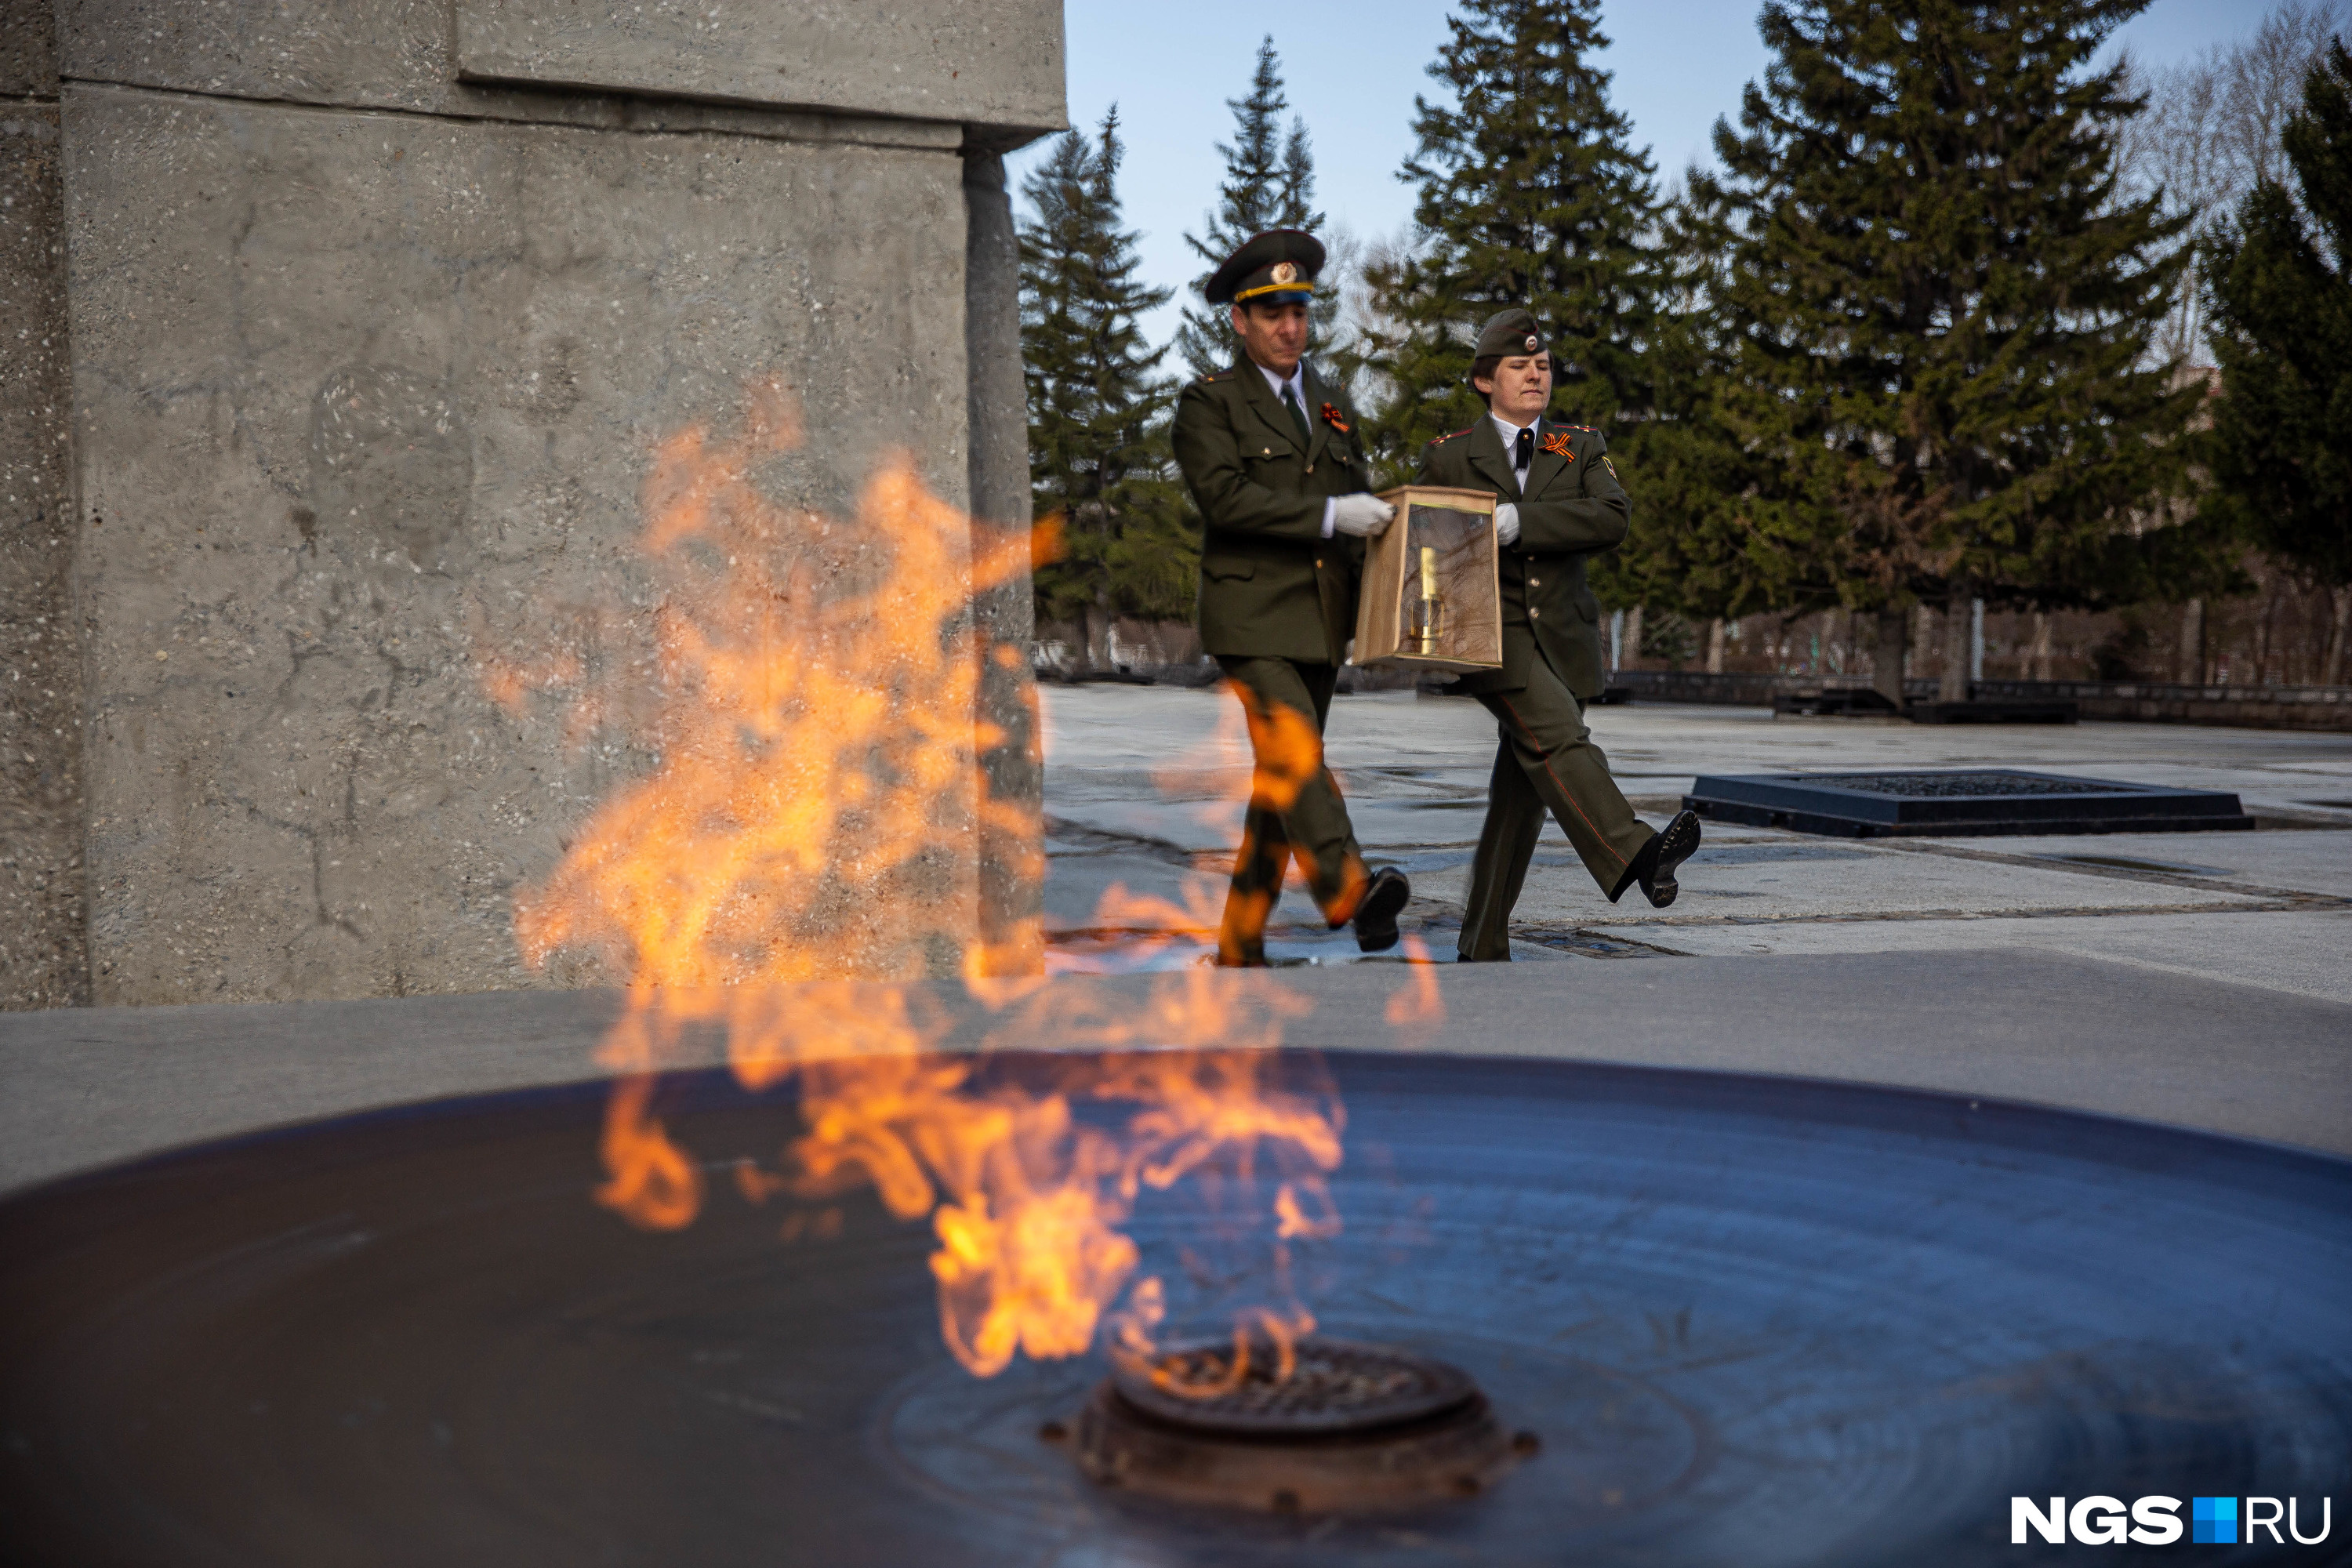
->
xmin=1360 ymin=0 xmax=1665 ymax=480
xmin=1703 ymin=0 xmax=2203 ymax=699
xmin=1174 ymin=38 xmax=1332 ymax=380
xmin=1019 ymin=110 xmax=1182 ymax=665
xmin=2200 ymin=38 xmax=2352 ymax=684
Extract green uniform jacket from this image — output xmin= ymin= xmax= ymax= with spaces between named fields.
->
xmin=1414 ymin=416 xmax=1630 ymax=699
xmin=1173 ymin=361 xmax=1374 ymax=666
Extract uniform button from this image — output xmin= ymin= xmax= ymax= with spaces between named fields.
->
xmin=1315 ymin=558 xmax=1324 ymax=568
xmin=1530 ymin=608 xmax=1541 ymax=619
xmin=1528 ymin=576 xmax=1540 ymax=586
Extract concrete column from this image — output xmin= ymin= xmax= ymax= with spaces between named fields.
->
xmin=1938 ymin=592 xmax=1971 ymax=702
xmin=964 ymin=146 xmax=1043 ymax=975
xmin=0 ymin=2 xmax=86 ymax=1008
xmin=1969 ymin=597 xmax=1984 ymax=684
xmin=1872 ymin=608 xmax=1907 ymax=708
xmin=38 ymin=0 xmax=1065 ymax=1006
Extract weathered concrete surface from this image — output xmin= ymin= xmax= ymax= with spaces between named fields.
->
xmin=49 ymin=0 xmax=1039 ymax=149
xmin=456 ymin=0 xmax=1066 ymax=138
xmin=62 ymin=84 xmax=973 ymax=1004
xmin=965 ymin=149 xmax=1044 ymax=967
xmin=2 ymin=0 xmax=56 ymax=93
xmin=4 ymin=949 xmax=2348 ymax=1196
xmin=0 ymin=5 xmax=85 ymax=1010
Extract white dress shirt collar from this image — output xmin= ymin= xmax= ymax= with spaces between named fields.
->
xmin=1256 ymin=359 xmax=1308 ymax=408
xmin=1491 ymin=412 xmax=1538 ymax=476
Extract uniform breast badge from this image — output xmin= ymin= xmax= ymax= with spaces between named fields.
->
xmin=1320 ymin=403 xmax=1351 ymax=434
xmin=1540 ymin=430 xmax=1576 ymax=459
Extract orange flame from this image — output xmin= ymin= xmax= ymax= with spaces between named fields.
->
xmin=505 ymin=383 xmax=1385 ymax=1380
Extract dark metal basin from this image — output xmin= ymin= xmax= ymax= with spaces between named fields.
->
xmin=2 ymin=1052 xmax=2345 ymax=1565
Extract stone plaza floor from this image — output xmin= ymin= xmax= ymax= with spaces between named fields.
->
xmin=1039 ymin=684 xmax=2352 ymax=1007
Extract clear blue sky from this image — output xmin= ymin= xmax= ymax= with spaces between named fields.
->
xmin=1022 ymin=0 xmax=2290 ymax=347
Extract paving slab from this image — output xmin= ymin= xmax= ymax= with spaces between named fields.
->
xmin=1417 ymin=833 xmax=2284 ymax=926
xmin=1907 ymin=828 xmax=2352 ymax=899
xmin=1600 ymin=907 xmax=2352 ymax=1008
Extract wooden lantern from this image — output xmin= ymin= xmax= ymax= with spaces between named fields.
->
xmin=1350 ymin=485 xmax=1502 ymax=672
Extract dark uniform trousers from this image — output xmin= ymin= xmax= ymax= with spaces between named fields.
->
xmin=1213 ymin=654 xmax=1367 ymax=963
xmin=1458 ymin=633 xmax=1654 ymax=961
xmin=1413 ymin=413 xmax=1653 ymax=962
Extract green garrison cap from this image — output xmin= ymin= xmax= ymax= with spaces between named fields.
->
xmin=1474 ymin=307 xmax=1546 ymax=359
xmin=1206 ymin=229 xmax=1326 ymax=307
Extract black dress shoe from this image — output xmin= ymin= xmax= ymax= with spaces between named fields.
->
xmin=1348 ymin=866 xmax=1410 ymax=953
xmin=1610 ymin=810 xmax=1702 ymax=909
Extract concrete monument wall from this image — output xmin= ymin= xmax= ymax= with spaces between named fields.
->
xmin=2 ymin=0 xmax=1061 ymax=1007
xmin=2 ymin=1 xmax=85 ymax=1007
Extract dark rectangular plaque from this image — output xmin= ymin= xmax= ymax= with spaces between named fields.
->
xmin=1682 ymin=770 xmax=2255 ymax=838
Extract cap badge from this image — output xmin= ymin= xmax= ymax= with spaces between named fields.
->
xmin=1271 ymin=261 xmax=1299 ymax=285
xmin=1524 ymin=333 xmax=1540 ymax=351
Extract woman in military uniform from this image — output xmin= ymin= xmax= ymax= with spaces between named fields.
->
xmin=1414 ymin=308 xmax=1701 ymax=961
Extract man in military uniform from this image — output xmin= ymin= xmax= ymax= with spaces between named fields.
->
xmin=1414 ymin=308 xmax=1702 ymax=961
xmin=1171 ymin=230 xmax=1410 ymax=965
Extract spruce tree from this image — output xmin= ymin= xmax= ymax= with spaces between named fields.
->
xmin=1588 ymin=183 xmax=1774 ymax=630
xmin=1361 ymin=0 xmax=1664 ymax=478
xmin=2200 ymin=39 xmax=2352 ymax=684
xmin=1703 ymin=0 xmax=2202 ymax=699
xmin=1019 ymin=110 xmax=1181 ymax=665
xmin=1174 ymin=38 xmax=1332 ymax=380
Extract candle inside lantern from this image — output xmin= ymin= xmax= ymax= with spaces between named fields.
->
xmin=1412 ymin=544 xmax=1446 ymax=652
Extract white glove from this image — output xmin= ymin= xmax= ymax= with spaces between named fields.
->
xmin=1494 ymin=503 xmax=1521 ymax=546
xmin=1330 ymin=493 xmax=1396 ymax=538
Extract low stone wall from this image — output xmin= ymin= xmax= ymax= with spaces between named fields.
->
xmin=1610 ymin=671 xmax=1936 ymax=706
xmin=1973 ymin=680 xmax=2352 ymax=732
xmin=1610 ymin=670 xmax=2352 ymax=731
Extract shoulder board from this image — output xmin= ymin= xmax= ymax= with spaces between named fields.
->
xmin=1566 ymin=424 xmax=1599 ymax=434
xmin=1432 ymin=427 xmax=1474 ymax=445
xmin=1197 ymin=370 xmax=1234 ymax=383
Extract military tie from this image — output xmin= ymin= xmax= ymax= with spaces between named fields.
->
xmin=1282 ymin=383 xmax=1311 ymax=447
xmin=1514 ymin=426 xmax=1534 ymax=493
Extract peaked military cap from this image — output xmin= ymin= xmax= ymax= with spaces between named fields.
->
xmin=1474 ymin=307 xmax=1546 ymax=361
xmin=1206 ymin=229 xmax=1325 ymax=307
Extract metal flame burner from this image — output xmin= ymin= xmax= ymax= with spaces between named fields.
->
xmin=1067 ymin=1338 xmax=1530 ymax=1512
